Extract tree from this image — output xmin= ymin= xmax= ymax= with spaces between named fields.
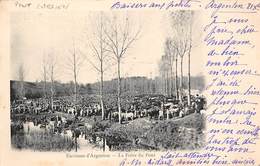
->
xmin=84 ymin=12 xmax=111 ymax=120
xmin=164 ymin=38 xmax=177 ymax=97
xmin=86 ymin=83 xmax=92 ymax=94
xmin=18 ymin=63 xmax=25 ymax=99
xmin=41 ymin=54 xmax=48 ymax=99
xmin=47 ymin=52 xmax=58 ymax=110
xmin=159 ymin=55 xmax=170 ymax=96
xmin=170 ymin=11 xmax=193 ymax=103
xmin=187 ymin=12 xmax=194 ymax=106
xmin=65 ymin=40 xmax=84 ymax=110
xmin=104 ymin=13 xmax=141 ymax=124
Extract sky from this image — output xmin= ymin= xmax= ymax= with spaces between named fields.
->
xmin=10 ymin=11 xmax=204 ymax=84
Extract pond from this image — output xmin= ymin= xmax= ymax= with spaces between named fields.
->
xmin=11 ymin=120 xmax=106 ymax=152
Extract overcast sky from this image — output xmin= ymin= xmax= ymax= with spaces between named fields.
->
xmin=10 ymin=11 xmax=203 ymax=84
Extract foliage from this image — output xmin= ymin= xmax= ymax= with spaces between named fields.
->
xmin=144 ymin=113 xmax=205 ymax=150
xmin=10 ymin=76 xmax=205 ymax=101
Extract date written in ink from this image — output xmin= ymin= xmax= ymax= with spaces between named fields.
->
xmin=119 ymin=158 xmax=142 ymax=166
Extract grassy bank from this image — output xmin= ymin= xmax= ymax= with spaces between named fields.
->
xmin=104 ymin=113 xmax=205 ymax=151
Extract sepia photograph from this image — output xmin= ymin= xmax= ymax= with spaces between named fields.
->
xmin=10 ymin=10 xmax=207 ymax=152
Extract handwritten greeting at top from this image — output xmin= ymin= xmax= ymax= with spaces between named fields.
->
xmin=111 ymin=0 xmax=260 ymax=12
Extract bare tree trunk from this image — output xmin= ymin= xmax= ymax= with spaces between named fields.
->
xmin=169 ymin=66 xmax=172 ymax=97
xmin=180 ymin=56 xmax=184 ymax=103
xmin=117 ymin=60 xmax=122 ymax=124
xmin=171 ymin=67 xmax=174 ymax=97
xmin=166 ymin=70 xmax=169 ymax=97
xmin=73 ymin=50 xmax=77 ymax=111
xmin=188 ymin=48 xmax=191 ymax=106
xmin=175 ymin=57 xmax=179 ymax=100
xmin=74 ymin=79 xmax=77 ymax=110
xmin=51 ymin=69 xmax=54 ymax=111
xmin=42 ymin=56 xmax=48 ymax=99
xmin=163 ymin=74 xmax=165 ymax=95
xmin=18 ymin=64 xmax=25 ymax=99
xmin=20 ymin=81 xmax=24 ymax=99
xmin=47 ymin=53 xmax=57 ymax=112
xmin=161 ymin=73 xmax=163 ymax=95
xmin=44 ymin=81 xmax=47 ymax=98
xmin=100 ymin=69 xmax=105 ymax=120
xmin=100 ymin=16 xmax=105 ymax=121
xmin=188 ymin=23 xmax=192 ymax=106
xmin=75 ymin=136 xmax=77 ymax=152
xmin=142 ymin=77 xmax=145 ymax=93
xmin=102 ymin=137 xmax=105 ymax=151
xmin=165 ymin=72 xmax=167 ymax=96
xmin=129 ymin=77 xmax=132 ymax=93
xmin=43 ymin=68 xmax=47 ymax=99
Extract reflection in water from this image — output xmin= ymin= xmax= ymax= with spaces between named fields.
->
xmin=11 ymin=121 xmax=107 ymax=152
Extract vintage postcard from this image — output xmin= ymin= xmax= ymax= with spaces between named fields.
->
xmin=0 ymin=0 xmax=260 ymax=165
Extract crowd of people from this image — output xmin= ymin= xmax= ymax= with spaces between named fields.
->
xmin=11 ymin=94 xmax=206 ymax=123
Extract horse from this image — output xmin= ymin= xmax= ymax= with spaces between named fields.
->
xmin=121 ymin=112 xmax=134 ymax=121
xmin=168 ymin=104 xmax=179 ymax=118
xmin=147 ymin=106 xmax=160 ymax=119
xmin=195 ymin=97 xmax=206 ymax=113
xmin=158 ymin=110 xmax=164 ymax=120
xmin=67 ymin=107 xmax=74 ymax=114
